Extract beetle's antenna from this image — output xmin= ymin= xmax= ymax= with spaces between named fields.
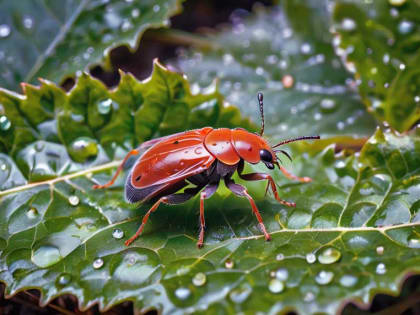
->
xmin=272 ymin=136 xmax=320 ymax=148
xmin=258 ymin=92 xmax=264 ymax=136
xmin=275 ymin=149 xmax=293 ymax=162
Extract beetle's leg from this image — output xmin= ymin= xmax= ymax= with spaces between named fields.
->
xmin=279 ymin=166 xmax=311 ymax=183
xmin=225 ymin=179 xmax=271 ymax=241
xmin=92 ymin=149 xmax=140 ymax=189
xmin=238 ymin=171 xmax=296 ymax=207
xmin=197 ymin=182 xmax=219 ymax=248
xmin=125 ymin=196 xmax=169 ymax=246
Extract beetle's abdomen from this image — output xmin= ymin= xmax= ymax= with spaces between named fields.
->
xmin=204 ymin=128 xmax=240 ymax=165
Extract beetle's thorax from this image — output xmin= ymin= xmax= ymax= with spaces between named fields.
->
xmin=204 ymin=128 xmax=274 ymax=165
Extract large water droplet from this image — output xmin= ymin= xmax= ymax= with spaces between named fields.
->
xmin=57 ymin=273 xmax=72 ymax=286
xmin=192 ymin=272 xmax=207 ymax=286
xmin=275 ymin=268 xmax=288 ymax=281
xmin=0 ymin=25 xmax=11 ymax=38
xmin=318 ymin=247 xmax=341 ymax=264
xmin=268 ymin=279 xmax=284 ymax=293
xmin=306 ymin=253 xmax=316 ymax=264
xmin=398 ymin=20 xmax=414 ymax=34
xmin=320 ymin=99 xmax=337 ymax=113
xmin=315 ymin=270 xmax=334 ymax=285
xmin=175 ymin=287 xmax=191 ymax=300
xmin=32 ymin=246 xmax=62 ymax=267
xmin=340 ymin=274 xmax=357 ymax=287
xmin=0 ymin=115 xmax=11 ymax=130
xmin=225 ymin=259 xmax=234 ymax=269
xmin=376 ymin=263 xmax=386 ymax=275
xmin=68 ymin=195 xmax=79 ymax=206
xmin=26 ymin=207 xmax=38 ymax=219
xmin=112 ymin=228 xmax=124 ymax=239
xmin=69 ymin=137 xmax=99 ymax=163
xmin=93 ymin=258 xmax=104 ymax=269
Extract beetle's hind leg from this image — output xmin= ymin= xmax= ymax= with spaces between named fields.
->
xmin=92 ymin=149 xmax=140 ymax=189
xmin=224 ymin=178 xmax=271 ymax=241
xmin=197 ymin=182 xmax=219 ymax=248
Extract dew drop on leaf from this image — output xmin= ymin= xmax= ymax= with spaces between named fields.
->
xmin=68 ymin=195 xmax=80 ymax=206
xmin=318 ymin=247 xmax=341 ymax=264
xmin=93 ymin=258 xmax=104 ymax=269
xmin=0 ymin=115 xmax=11 ymax=130
xmin=276 ymin=253 xmax=285 ymax=261
xmin=315 ymin=270 xmax=334 ymax=285
xmin=408 ymin=236 xmax=420 ymax=248
xmin=341 ymin=18 xmax=356 ymax=31
xmin=153 ymin=4 xmax=160 ymax=12
xmin=398 ymin=20 xmax=414 ymax=34
xmin=304 ymin=292 xmax=315 ymax=302
xmin=69 ymin=137 xmax=99 ymax=162
xmin=268 ymin=279 xmax=284 ymax=293
xmin=282 ymin=75 xmax=294 ymax=88
xmin=0 ymin=24 xmax=11 ymax=38
xmin=415 ymin=96 xmax=420 ymax=103
xmin=339 ymin=274 xmax=357 ymax=287
xmin=175 ymin=287 xmax=191 ymax=300
xmin=229 ymin=286 xmax=251 ymax=303
xmin=225 ymin=258 xmax=234 ymax=269
xmin=192 ymin=272 xmax=206 ymax=286
xmin=26 ymin=207 xmax=38 ymax=219
xmin=275 ymin=268 xmax=288 ymax=281
xmin=23 ymin=16 xmax=34 ymax=30
xmin=389 ymin=0 xmax=406 ymax=5
xmin=57 ymin=273 xmax=72 ymax=286
xmin=376 ymin=246 xmax=384 ymax=255
xmin=112 ymin=228 xmax=124 ymax=239
xmin=306 ymin=253 xmax=316 ymax=264
xmin=376 ymin=263 xmax=386 ymax=275
xmin=32 ymin=246 xmax=62 ymax=268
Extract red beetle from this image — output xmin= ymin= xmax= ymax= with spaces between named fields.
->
xmin=93 ymin=93 xmax=319 ymax=248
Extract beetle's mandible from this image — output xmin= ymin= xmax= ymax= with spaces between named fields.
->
xmin=93 ymin=93 xmax=319 ymax=248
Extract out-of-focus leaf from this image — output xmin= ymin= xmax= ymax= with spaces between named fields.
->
xmin=0 ymin=0 xmax=183 ymax=91
xmin=176 ymin=2 xmax=377 ymax=142
xmin=333 ymin=0 xmax=420 ymax=132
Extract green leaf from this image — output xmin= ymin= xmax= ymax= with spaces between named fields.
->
xmin=332 ymin=0 xmax=420 ymax=132
xmin=175 ymin=2 xmax=377 ymax=141
xmin=1 ymin=61 xmax=420 ymax=312
xmin=0 ymin=0 xmax=183 ymax=91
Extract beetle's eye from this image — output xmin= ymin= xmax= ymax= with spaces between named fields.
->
xmin=259 ymin=149 xmax=272 ymax=163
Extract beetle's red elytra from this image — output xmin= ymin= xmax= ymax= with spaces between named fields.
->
xmin=93 ymin=93 xmax=319 ymax=248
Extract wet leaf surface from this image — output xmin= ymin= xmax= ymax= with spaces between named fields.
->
xmin=0 ymin=0 xmax=183 ymax=91
xmin=1 ymin=63 xmax=420 ymax=313
xmin=175 ymin=2 xmax=377 ymax=142
xmin=332 ymin=0 xmax=420 ymax=132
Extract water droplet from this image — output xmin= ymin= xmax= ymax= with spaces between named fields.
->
xmin=376 ymin=263 xmax=386 ymax=275
xmin=320 ymin=99 xmax=337 ymax=113
xmin=282 ymin=75 xmax=294 ymax=88
xmin=26 ymin=207 xmax=38 ymax=219
xmin=68 ymin=195 xmax=79 ymax=206
xmin=268 ymin=279 xmax=284 ymax=293
xmin=69 ymin=137 xmax=99 ymax=163
xmin=153 ymin=4 xmax=160 ymax=12
xmin=398 ymin=20 xmax=414 ymax=34
xmin=175 ymin=287 xmax=191 ymax=300
xmin=304 ymin=292 xmax=315 ymax=302
xmin=112 ymin=228 xmax=124 ymax=239
xmin=341 ymin=18 xmax=356 ymax=31
xmin=98 ymin=99 xmax=113 ymax=114
xmin=314 ymin=112 xmax=322 ymax=121
xmin=0 ymin=25 xmax=11 ymax=38
xmin=229 ymin=286 xmax=251 ymax=303
xmin=32 ymin=246 xmax=62 ymax=267
xmin=301 ymin=43 xmax=311 ymax=54
xmin=93 ymin=258 xmax=104 ymax=269
xmin=340 ymin=274 xmax=357 ymax=287
xmin=389 ymin=0 xmax=406 ymax=5
xmin=131 ymin=8 xmax=140 ymax=18
xmin=255 ymin=67 xmax=264 ymax=75
xmin=318 ymin=247 xmax=341 ymax=264
xmin=376 ymin=246 xmax=384 ymax=255
xmin=225 ymin=259 xmax=234 ymax=269
xmin=399 ymin=63 xmax=406 ymax=70
xmin=23 ymin=16 xmax=34 ymax=29
xmin=275 ymin=268 xmax=288 ymax=281
xmin=192 ymin=272 xmax=206 ymax=286
xmin=121 ymin=20 xmax=133 ymax=32
xmin=276 ymin=253 xmax=285 ymax=261
xmin=337 ymin=121 xmax=345 ymax=130
xmin=415 ymin=96 xmax=420 ymax=103
xmin=306 ymin=253 xmax=316 ymax=264
xmin=315 ymin=270 xmax=334 ymax=285
xmin=0 ymin=115 xmax=11 ymax=130
xmin=408 ymin=236 xmax=420 ymax=248
xmin=57 ymin=273 xmax=71 ymax=286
